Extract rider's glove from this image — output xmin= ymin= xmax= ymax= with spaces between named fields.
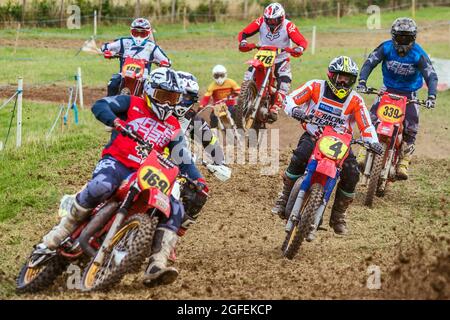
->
xmin=158 ymin=60 xmax=171 ymax=67
xmin=291 ymin=107 xmax=307 ymax=121
xmin=356 ymin=80 xmax=368 ymax=94
xmin=103 ymin=50 xmax=114 ymax=59
xmin=291 ymin=46 xmax=304 ymax=57
xmin=370 ymin=142 xmax=384 ymax=155
xmin=425 ymin=95 xmax=436 ymax=109
xmin=194 ymin=178 xmax=209 ymax=194
xmin=239 ymin=40 xmax=255 ymax=52
xmin=113 ymin=118 xmax=127 ymax=132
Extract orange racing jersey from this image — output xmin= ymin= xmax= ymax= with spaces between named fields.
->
xmin=284 ymin=80 xmax=379 ymax=144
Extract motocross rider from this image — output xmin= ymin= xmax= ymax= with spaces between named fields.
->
xmin=175 ymin=70 xmax=230 ymax=236
xmin=101 ymin=18 xmax=171 ymax=96
xmin=199 ymin=65 xmax=240 ymax=129
xmin=34 ymin=68 xmax=207 ymax=287
xmin=238 ymin=2 xmax=308 ymax=122
xmin=272 ymin=56 xmax=383 ymax=237
xmin=357 ymin=17 xmax=438 ymax=180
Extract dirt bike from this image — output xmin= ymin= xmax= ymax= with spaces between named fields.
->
xmin=358 ymin=87 xmax=427 ymax=207
xmin=119 ymin=56 xmax=147 ymax=96
xmin=198 ymin=98 xmax=240 ymax=146
xmin=16 ymin=126 xmax=201 ymax=293
xmin=281 ymin=117 xmax=381 ymax=260
xmin=236 ymin=45 xmax=296 ymax=132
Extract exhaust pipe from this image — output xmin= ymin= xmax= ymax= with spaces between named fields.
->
xmin=78 ymin=201 xmax=119 ymax=257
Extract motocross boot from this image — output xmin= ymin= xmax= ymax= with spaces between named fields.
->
xmin=396 ymin=143 xmax=415 ymax=180
xmin=329 ymin=188 xmax=355 ymax=235
xmin=40 ymin=196 xmax=92 ymax=251
xmin=271 ymin=173 xmax=296 ymax=219
xmin=143 ymin=228 xmax=179 ymax=287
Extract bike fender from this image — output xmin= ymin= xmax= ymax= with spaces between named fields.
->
xmin=316 ymin=158 xmax=337 ymax=179
xmin=377 ymin=122 xmax=395 ymax=137
xmin=148 ymin=188 xmax=171 ymax=218
xmin=246 ymin=58 xmax=264 ymax=69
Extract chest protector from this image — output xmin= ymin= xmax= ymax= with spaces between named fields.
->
xmin=259 ymin=19 xmax=292 ymax=63
xmin=103 ymin=96 xmax=180 ymax=169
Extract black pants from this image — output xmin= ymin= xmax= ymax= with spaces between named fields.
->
xmin=286 ymin=132 xmax=360 ymax=194
xmin=107 ymin=73 xmax=122 ymax=96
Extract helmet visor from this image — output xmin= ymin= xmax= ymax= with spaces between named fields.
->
xmin=333 ymin=73 xmax=357 ymax=89
xmin=265 ymin=17 xmax=282 ymax=27
xmin=393 ymin=33 xmax=415 ymax=45
xmin=152 ymin=88 xmax=181 ymax=106
xmin=131 ymin=28 xmax=150 ymax=38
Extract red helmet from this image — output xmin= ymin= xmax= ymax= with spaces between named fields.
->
xmin=264 ymin=3 xmax=285 ymax=33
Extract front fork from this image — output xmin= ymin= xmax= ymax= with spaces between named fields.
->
xmin=92 ymin=184 xmax=140 ymax=267
xmin=246 ymin=68 xmax=271 ymax=129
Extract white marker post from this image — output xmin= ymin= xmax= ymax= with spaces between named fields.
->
xmin=94 ymin=10 xmax=97 ymax=37
xmin=16 ymin=77 xmax=23 ymax=148
xmin=311 ymin=26 xmax=316 ymax=55
xmin=77 ymin=67 xmax=84 ymax=109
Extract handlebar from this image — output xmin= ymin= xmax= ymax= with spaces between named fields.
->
xmin=103 ymin=51 xmax=168 ymax=67
xmin=362 ymin=87 xmax=427 ymax=107
xmin=117 ymin=125 xmax=153 ymax=153
xmin=242 ymin=43 xmax=299 ymax=56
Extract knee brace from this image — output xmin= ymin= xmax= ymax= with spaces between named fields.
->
xmin=338 ymin=159 xmax=360 ymax=194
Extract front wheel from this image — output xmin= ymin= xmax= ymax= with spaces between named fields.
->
xmin=235 ymin=80 xmax=258 ymax=130
xmin=282 ymin=183 xmax=324 ymax=260
xmin=16 ymin=254 xmax=68 ymax=294
xmin=364 ymin=143 xmax=387 ymax=207
xmin=81 ymin=214 xmax=158 ymax=292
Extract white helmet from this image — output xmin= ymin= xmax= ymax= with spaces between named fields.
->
xmin=212 ymin=65 xmax=227 ymax=86
xmin=130 ymin=18 xmax=152 ymax=46
xmin=264 ymin=3 xmax=285 ymax=33
xmin=144 ymin=68 xmax=183 ymax=121
xmin=175 ymin=71 xmax=200 ymax=118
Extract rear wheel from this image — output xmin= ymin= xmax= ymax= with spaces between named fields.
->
xmin=81 ymin=214 xmax=158 ymax=292
xmin=16 ymin=254 xmax=68 ymax=294
xmin=235 ymin=80 xmax=258 ymax=130
xmin=282 ymin=183 xmax=324 ymax=260
xmin=364 ymin=143 xmax=387 ymax=207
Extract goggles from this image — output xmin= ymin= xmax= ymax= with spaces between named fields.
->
xmin=332 ymin=73 xmax=356 ymax=89
xmin=131 ymin=28 xmax=151 ymax=38
xmin=213 ymin=73 xmax=226 ymax=79
xmin=394 ymin=34 xmax=415 ymax=45
xmin=152 ymin=88 xmax=181 ymax=106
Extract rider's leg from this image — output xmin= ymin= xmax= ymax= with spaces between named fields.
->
xmin=143 ymin=197 xmax=184 ymax=287
xmin=107 ymin=73 xmax=122 ymax=96
xmin=209 ymin=112 xmax=219 ymax=129
xmin=269 ymin=61 xmax=292 ymax=123
xmin=39 ymin=156 xmax=132 ymax=251
xmin=397 ymin=99 xmax=419 ymax=180
xmin=272 ymin=133 xmax=315 ymax=218
xmin=329 ymin=152 xmax=360 ymax=235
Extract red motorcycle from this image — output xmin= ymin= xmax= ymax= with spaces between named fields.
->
xmin=282 ymin=117 xmax=380 ymax=259
xmin=16 ymin=126 xmax=201 ymax=293
xmin=359 ymin=87 xmax=427 ymax=207
xmin=236 ymin=45 xmax=297 ymax=131
xmin=119 ymin=57 xmax=147 ymax=96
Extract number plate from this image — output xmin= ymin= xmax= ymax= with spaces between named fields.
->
xmin=122 ymin=63 xmax=144 ymax=77
xmin=138 ymin=166 xmax=171 ymax=193
xmin=318 ymin=136 xmax=349 ymax=160
xmin=254 ymin=50 xmax=277 ymax=67
xmin=377 ymin=103 xmax=403 ymax=124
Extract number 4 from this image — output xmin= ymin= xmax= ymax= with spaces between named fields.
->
xmin=329 ymin=141 xmax=343 ymax=158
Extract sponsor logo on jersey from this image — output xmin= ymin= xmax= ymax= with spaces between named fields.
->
xmin=266 ymin=31 xmax=281 ymax=41
xmin=314 ymin=111 xmax=346 ymax=126
xmin=318 ymin=103 xmax=342 ymax=116
xmin=386 ymin=61 xmax=416 ymax=76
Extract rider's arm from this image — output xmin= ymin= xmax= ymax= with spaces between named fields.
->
xmin=359 ymin=43 xmax=386 ymax=82
xmin=351 ymin=96 xmax=379 ymax=144
xmin=286 ymin=22 xmax=308 ymax=50
xmin=149 ymin=44 xmax=171 ymax=67
xmin=418 ymin=53 xmax=438 ymax=98
xmin=199 ymin=83 xmax=214 ymax=107
xmin=169 ymin=133 xmax=203 ymax=180
xmin=229 ymin=79 xmax=241 ymax=96
xmin=283 ymin=81 xmax=314 ymax=117
xmin=101 ymin=39 xmax=122 ymax=53
xmin=238 ymin=17 xmax=263 ymax=42
xmin=190 ymin=114 xmax=225 ymax=166
xmin=91 ymin=96 xmax=131 ymax=126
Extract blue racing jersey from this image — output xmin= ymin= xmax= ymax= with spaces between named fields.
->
xmin=359 ymin=40 xmax=438 ymax=96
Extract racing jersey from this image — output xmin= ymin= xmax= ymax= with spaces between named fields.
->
xmin=238 ymin=17 xmax=308 ymax=63
xmin=200 ymin=79 xmax=241 ymax=107
xmin=359 ymin=40 xmax=438 ymax=96
xmin=284 ymin=80 xmax=379 ymax=144
xmin=101 ymin=37 xmax=171 ymax=75
xmin=92 ymin=95 xmax=201 ymax=180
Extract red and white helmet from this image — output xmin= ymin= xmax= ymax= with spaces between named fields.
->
xmin=130 ymin=18 xmax=152 ymax=46
xmin=264 ymin=3 xmax=285 ymax=33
